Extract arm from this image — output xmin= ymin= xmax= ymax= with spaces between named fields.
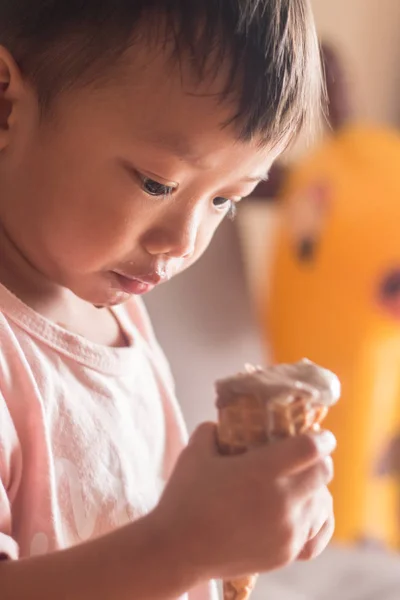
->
xmin=0 ymin=424 xmax=336 ymax=600
xmin=0 ymin=511 xmax=200 ymax=600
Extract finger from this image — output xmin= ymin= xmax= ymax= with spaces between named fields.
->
xmin=188 ymin=422 xmax=219 ymax=455
xmin=298 ymin=489 xmax=334 ymax=557
xmin=297 ymin=515 xmax=335 ymax=561
xmin=248 ymin=430 xmax=337 ymax=476
xmin=288 ymin=457 xmax=334 ymax=498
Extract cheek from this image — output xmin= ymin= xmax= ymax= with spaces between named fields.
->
xmin=6 ymin=156 xmax=148 ymax=273
xmin=16 ymin=147 xmax=147 ymax=271
xmin=3 ymin=109 xmax=155 ymax=272
xmin=189 ymin=216 xmax=224 ymax=266
xmin=48 ymin=185 xmax=144 ymax=271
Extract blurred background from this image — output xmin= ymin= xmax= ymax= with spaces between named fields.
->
xmin=145 ymin=1 xmax=400 ymax=598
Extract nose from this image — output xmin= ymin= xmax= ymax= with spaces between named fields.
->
xmin=142 ymin=209 xmax=199 ymax=259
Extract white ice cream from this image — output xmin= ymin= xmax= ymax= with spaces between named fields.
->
xmin=216 ymin=359 xmax=341 ymax=407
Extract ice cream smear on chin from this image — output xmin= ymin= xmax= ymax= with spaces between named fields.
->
xmin=215 ymin=359 xmax=341 ymax=408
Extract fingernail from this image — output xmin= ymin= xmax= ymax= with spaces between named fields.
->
xmin=313 ymin=431 xmax=337 ymax=455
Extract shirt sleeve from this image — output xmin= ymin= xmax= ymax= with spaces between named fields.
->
xmin=0 ymin=392 xmax=21 ymax=560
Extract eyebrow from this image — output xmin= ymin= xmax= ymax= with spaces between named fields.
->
xmin=149 ymin=132 xmax=270 ymax=183
xmin=150 ymin=132 xmax=204 ymax=162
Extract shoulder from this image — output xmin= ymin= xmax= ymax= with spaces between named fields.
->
xmin=0 ymin=309 xmax=22 ymax=379
xmin=0 ymin=316 xmax=21 ymax=480
xmin=118 ymin=297 xmax=157 ymax=345
xmin=118 ymin=297 xmax=176 ymax=390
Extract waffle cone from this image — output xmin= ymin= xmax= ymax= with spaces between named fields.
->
xmin=217 ymin=392 xmax=329 ymax=600
xmin=222 ymin=575 xmax=258 ymax=600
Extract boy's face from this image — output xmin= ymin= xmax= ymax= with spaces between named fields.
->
xmin=0 ymin=42 xmax=278 ymax=307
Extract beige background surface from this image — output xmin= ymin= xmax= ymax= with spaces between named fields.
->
xmin=312 ymin=0 xmax=400 ymax=127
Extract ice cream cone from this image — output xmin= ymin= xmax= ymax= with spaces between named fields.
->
xmin=215 ymin=360 xmax=340 ymax=600
xmin=222 ymin=575 xmax=258 ymax=600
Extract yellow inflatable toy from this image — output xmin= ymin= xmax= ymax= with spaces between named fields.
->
xmin=266 ymin=124 xmax=400 ymax=548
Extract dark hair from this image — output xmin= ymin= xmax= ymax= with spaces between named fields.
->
xmin=0 ymin=0 xmax=323 ymax=147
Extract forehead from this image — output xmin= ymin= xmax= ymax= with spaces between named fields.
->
xmin=118 ymin=43 xmax=276 ymax=163
xmin=48 ymin=39 xmax=279 ymax=177
xmin=112 ymin=41 xmax=234 ymax=136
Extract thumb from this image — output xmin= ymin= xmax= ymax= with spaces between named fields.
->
xmin=250 ymin=430 xmax=337 ymax=476
xmin=188 ymin=422 xmax=219 ymax=455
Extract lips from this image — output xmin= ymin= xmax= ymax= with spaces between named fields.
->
xmin=111 ymin=269 xmax=167 ymax=296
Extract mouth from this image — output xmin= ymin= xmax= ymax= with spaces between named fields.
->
xmin=379 ymin=269 xmax=400 ymax=319
xmin=111 ymin=270 xmax=166 ymax=296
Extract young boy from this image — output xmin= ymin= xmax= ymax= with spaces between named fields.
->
xmin=0 ymin=1 xmax=335 ymax=598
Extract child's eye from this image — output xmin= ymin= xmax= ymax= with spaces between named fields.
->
xmin=213 ymin=196 xmax=230 ymax=208
xmin=142 ymin=177 xmax=175 ymax=197
xmin=213 ymin=196 xmax=237 ymax=219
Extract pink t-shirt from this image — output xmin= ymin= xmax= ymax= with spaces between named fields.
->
xmin=0 ymin=283 xmax=217 ymax=599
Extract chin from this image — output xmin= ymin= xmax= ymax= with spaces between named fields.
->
xmin=93 ymin=292 xmax=131 ymax=308
xmin=68 ymin=280 xmax=131 ymax=309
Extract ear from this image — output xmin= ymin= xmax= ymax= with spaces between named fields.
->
xmin=0 ymin=46 xmax=26 ymax=151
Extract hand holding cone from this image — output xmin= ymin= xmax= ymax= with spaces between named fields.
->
xmin=215 ymin=360 xmax=340 ymax=600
